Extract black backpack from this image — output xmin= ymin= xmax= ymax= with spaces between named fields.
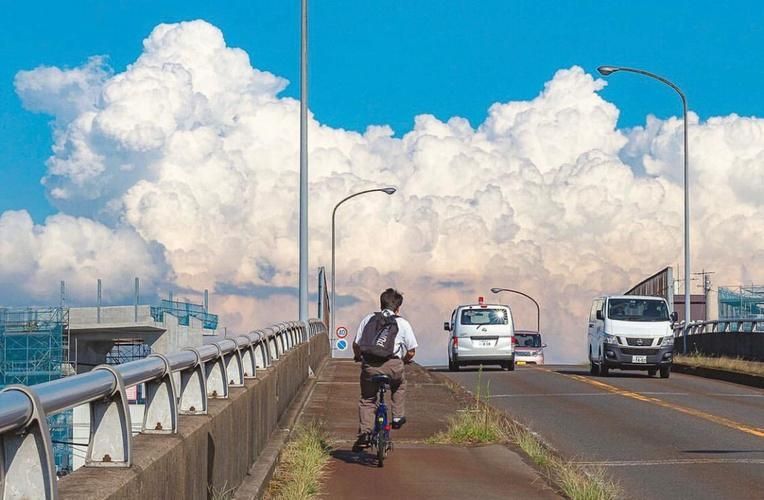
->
xmin=358 ymin=312 xmax=399 ymax=361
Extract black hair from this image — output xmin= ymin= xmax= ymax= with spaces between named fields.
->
xmin=380 ymin=288 xmax=403 ymax=312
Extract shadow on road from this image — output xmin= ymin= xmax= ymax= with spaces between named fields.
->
xmin=330 ymin=449 xmax=379 ymax=468
xmin=554 ymin=368 xmax=657 ymax=379
xmin=428 ymin=367 xmax=506 ymax=373
xmin=684 ymin=449 xmax=764 ymax=454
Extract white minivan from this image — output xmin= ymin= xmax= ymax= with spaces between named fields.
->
xmin=444 ymin=297 xmax=516 ymax=371
xmin=587 ymin=295 xmax=677 ymax=378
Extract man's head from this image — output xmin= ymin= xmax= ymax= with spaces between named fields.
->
xmin=380 ymin=288 xmax=404 ymax=313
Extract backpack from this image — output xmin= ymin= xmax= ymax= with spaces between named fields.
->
xmin=358 ymin=312 xmax=399 ymax=361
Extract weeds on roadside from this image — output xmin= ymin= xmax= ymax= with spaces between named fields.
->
xmin=428 ymin=369 xmax=508 ymax=444
xmin=265 ymin=421 xmax=331 ymax=500
xmin=675 ymin=352 xmax=764 ymax=377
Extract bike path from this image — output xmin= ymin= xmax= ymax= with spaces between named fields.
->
xmin=298 ymin=359 xmax=560 ymax=499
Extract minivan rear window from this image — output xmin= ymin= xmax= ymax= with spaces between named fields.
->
xmin=460 ymin=308 xmax=508 ymax=325
xmin=607 ymin=299 xmax=669 ymax=322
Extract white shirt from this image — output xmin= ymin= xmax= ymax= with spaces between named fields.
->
xmin=354 ymin=309 xmax=418 ymax=359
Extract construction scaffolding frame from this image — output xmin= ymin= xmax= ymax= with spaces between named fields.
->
xmin=718 ymin=286 xmax=764 ymax=319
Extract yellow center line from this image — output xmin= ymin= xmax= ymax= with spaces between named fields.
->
xmin=535 ymin=367 xmax=764 ymax=438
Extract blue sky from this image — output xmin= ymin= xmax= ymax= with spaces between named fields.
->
xmin=2 ymin=0 xmax=764 ymax=221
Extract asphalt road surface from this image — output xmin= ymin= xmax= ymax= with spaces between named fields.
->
xmin=443 ymin=364 xmax=764 ymax=500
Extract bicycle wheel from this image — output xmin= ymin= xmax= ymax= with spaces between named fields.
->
xmin=376 ymin=431 xmax=386 ymax=467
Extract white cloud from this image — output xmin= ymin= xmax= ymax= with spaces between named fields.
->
xmin=6 ymin=20 xmax=764 ymax=364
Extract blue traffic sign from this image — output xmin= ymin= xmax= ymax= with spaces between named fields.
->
xmin=336 ymin=339 xmax=348 ymax=351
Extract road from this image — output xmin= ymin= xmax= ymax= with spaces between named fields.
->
xmin=443 ymin=365 xmax=764 ymax=500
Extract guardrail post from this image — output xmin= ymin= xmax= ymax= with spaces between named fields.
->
xmin=86 ymin=365 xmax=131 ymax=468
xmin=0 ymin=386 xmax=57 ymax=500
xmin=239 ymin=337 xmax=257 ymax=379
xmin=180 ymin=348 xmax=208 ymax=415
xmin=224 ymin=347 xmax=245 ymax=387
xmin=142 ymin=354 xmax=178 ymax=434
xmin=253 ymin=333 xmax=269 ymax=368
xmin=205 ymin=345 xmax=229 ymax=399
xmin=268 ymin=329 xmax=279 ymax=361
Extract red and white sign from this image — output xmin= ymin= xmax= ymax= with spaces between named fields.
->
xmin=336 ymin=326 xmax=348 ymax=338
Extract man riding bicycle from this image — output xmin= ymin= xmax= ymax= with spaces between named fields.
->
xmin=352 ymin=288 xmax=418 ymax=451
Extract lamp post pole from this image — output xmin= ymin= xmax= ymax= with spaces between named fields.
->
xmin=490 ymin=287 xmax=540 ymax=333
xmin=597 ymin=65 xmax=690 ymax=353
xmin=298 ymin=0 xmax=309 ymax=329
xmin=331 ymin=187 xmax=397 ymax=355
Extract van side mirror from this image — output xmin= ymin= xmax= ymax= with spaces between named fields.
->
xmin=542 ymin=344 xmax=548 ymax=348
xmin=596 ymin=310 xmax=604 ymax=321
xmin=670 ymin=312 xmax=678 ymax=323
xmin=443 ymin=322 xmax=451 ymax=331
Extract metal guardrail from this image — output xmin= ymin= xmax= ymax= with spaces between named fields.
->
xmin=0 ymin=319 xmax=326 ymax=500
xmin=673 ymin=319 xmax=764 ymax=335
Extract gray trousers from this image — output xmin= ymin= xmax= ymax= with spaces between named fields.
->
xmin=358 ymin=357 xmax=406 ymax=434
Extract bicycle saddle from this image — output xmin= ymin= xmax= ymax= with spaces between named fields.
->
xmin=371 ymin=374 xmax=391 ymax=384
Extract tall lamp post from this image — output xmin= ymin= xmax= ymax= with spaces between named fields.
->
xmin=597 ymin=65 xmax=690 ymax=353
xmin=490 ymin=287 xmax=540 ymax=333
xmin=331 ymin=187 xmax=397 ymax=355
xmin=298 ymin=0 xmax=309 ymax=327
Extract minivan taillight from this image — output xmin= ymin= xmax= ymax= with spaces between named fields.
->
xmin=453 ymin=337 xmax=458 ymax=349
xmin=511 ymin=336 xmax=518 ymax=345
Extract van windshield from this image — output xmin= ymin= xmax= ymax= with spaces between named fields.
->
xmin=607 ymin=299 xmax=669 ymax=322
xmin=460 ymin=308 xmax=508 ymax=325
xmin=515 ymin=333 xmax=541 ymax=347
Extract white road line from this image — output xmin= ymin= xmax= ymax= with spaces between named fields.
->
xmin=574 ymin=458 xmax=764 ymax=466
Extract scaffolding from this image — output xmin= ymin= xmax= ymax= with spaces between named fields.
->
xmin=0 ymin=306 xmax=73 ymax=474
xmin=150 ymin=299 xmax=218 ymax=330
xmin=718 ymin=286 xmax=764 ymax=319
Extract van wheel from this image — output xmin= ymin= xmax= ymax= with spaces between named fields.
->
xmin=648 ymin=368 xmax=657 ymax=377
xmin=448 ymin=359 xmax=459 ymax=372
xmin=590 ymin=361 xmax=600 ymax=376
xmin=506 ymin=360 xmax=515 ymax=371
xmin=600 ymin=364 xmax=609 ymax=376
xmin=660 ymin=365 xmax=670 ymax=379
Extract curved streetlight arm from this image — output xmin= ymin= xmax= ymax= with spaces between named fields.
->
xmin=598 ymin=65 xmax=691 ymax=354
xmin=331 ymin=187 xmax=397 ymax=355
xmin=490 ymin=287 xmax=541 ymax=333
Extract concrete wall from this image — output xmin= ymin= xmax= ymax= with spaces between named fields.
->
xmin=684 ymin=332 xmax=764 ymax=361
xmin=57 ymin=333 xmax=330 ymax=500
xmin=70 ymin=305 xmax=155 ymax=326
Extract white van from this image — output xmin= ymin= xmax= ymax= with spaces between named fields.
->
xmin=587 ymin=295 xmax=677 ymax=378
xmin=444 ymin=297 xmax=516 ymax=371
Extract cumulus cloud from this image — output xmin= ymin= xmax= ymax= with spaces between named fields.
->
xmin=0 ymin=211 xmax=164 ymax=304
xmin=6 ymin=19 xmax=764 ymax=364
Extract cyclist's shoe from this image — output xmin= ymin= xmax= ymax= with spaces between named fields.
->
xmin=352 ymin=432 xmax=370 ymax=452
xmin=392 ymin=416 xmax=407 ymax=429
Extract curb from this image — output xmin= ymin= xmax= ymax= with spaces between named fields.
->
xmin=672 ymin=362 xmax=764 ymax=389
xmin=233 ymin=357 xmax=329 ymax=500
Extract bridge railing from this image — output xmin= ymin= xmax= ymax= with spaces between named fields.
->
xmin=673 ymin=319 xmax=764 ymax=336
xmin=0 ymin=318 xmax=326 ymax=500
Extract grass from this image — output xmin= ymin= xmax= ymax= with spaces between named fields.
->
xmin=265 ymin=422 xmax=331 ymax=500
xmin=431 ymin=370 xmax=621 ymax=500
xmin=674 ymin=352 xmax=764 ymax=377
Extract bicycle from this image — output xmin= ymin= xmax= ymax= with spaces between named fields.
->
xmin=369 ymin=374 xmax=394 ymax=467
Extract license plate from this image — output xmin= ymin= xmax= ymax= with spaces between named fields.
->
xmin=632 ymin=355 xmax=647 ymax=364
xmin=475 ymin=339 xmax=494 ymax=348
xmin=516 ymin=361 xmax=526 ymax=365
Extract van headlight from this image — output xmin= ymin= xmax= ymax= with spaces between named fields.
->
xmin=661 ymin=336 xmax=674 ymax=346
xmin=604 ymin=334 xmax=618 ymax=344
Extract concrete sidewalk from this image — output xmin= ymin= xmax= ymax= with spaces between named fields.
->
xmin=297 ymin=360 xmax=560 ymax=499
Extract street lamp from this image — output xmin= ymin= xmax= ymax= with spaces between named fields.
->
xmin=490 ymin=287 xmax=540 ymax=333
xmin=298 ymin=0 xmax=309 ymax=328
xmin=597 ymin=65 xmax=690 ymax=353
xmin=331 ymin=187 xmax=397 ymax=355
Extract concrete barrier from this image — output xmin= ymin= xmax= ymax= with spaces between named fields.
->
xmin=57 ymin=332 xmax=329 ymax=500
xmin=684 ymin=332 xmax=764 ymax=361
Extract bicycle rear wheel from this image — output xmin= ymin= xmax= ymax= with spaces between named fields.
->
xmin=376 ymin=431 xmax=386 ymax=467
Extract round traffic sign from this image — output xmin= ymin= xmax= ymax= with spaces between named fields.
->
xmin=336 ymin=339 xmax=348 ymax=351
xmin=336 ymin=326 xmax=348 ymax=339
